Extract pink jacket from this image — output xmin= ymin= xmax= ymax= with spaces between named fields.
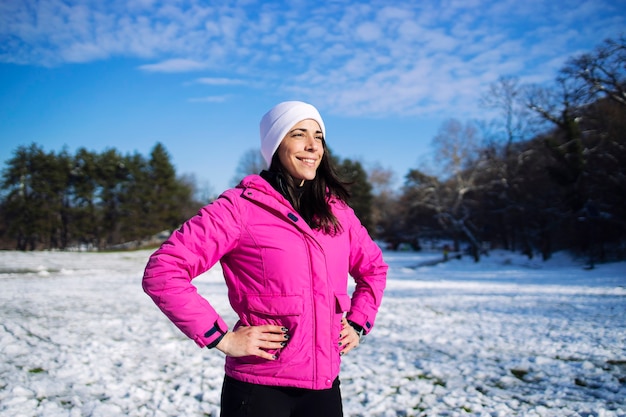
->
xmin=143 ymin=174 xmax=387 ymax=390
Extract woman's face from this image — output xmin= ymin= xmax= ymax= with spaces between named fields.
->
xmin=277 ymin=119 xmax=324 ymax=182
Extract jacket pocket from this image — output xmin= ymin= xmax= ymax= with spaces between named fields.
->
xmin=242 ymin=294 xmax=303 ymax=360
xmin=334 ymin=292 xmax=352 ymax=354
xmin=245 ymin=294 xmax=304 ymax=319
xmin=334 ymin=293 xmax=351 ymax=313
xmin=243 ymin=293 xmax=303 ymax=335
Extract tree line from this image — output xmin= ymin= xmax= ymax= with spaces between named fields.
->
xmin=1 ymin=36 xmax=624 ymax=262
xmin=372 ymin=35 xmax=626 ymax=263
xmin=0 ymin=143 xmax=200 ymax=250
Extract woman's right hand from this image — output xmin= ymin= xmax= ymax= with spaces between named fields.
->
xmin=215 ymin=325 xmax=289 ymax=360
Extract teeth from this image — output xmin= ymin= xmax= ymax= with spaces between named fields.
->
xmin=301 ymin=159 xmax=315 ymax=163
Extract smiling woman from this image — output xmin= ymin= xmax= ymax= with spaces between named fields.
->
xmin=142 ymin=101 xmax=388 ymax=417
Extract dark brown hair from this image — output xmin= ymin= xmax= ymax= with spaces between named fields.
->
xmin=269 ymin=140 xmax=350 ymax=234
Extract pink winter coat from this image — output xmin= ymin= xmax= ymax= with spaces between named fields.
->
xmin=142 ymin=174 xmax=387 ymax=390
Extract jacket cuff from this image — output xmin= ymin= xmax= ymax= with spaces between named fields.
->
xmin=346 ymin=311 xmax=373 ymax=335
xmin=201 ymin=318 xmax=228 ymax=348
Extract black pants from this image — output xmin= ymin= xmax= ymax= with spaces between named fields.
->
xmin=220 ymin=375 xmax=343 ymax=417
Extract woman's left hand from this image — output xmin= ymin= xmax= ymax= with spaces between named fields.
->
xmin=339 ymin=317 xmax=360 ymax=356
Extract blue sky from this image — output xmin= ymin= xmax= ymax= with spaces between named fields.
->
xmin=1 ymin=0 xmax=624 ymax=194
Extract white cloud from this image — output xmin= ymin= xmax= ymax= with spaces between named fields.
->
xmin=61 ymin=42 xmax=109 ymax=63
xmin=139 ymin=58 xmax=208 ymax=73
xmin=187 ymin=95 xmax=230 ymax=103
xmin=194 ymin=77 xmax=246 ymax=86
xmin=355 ymin=22 xmax=382 ymax=43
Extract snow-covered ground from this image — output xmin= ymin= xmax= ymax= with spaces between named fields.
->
xmin=1 ymin=248 xmax=625 ymax=417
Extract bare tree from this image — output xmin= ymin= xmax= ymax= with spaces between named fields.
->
xmin=518 ymin=37 xmax=626 ymax=260
xmin=367 ymin=163 xmax=395 ymax=196
xmin=431 ymin=119 xmax=480 ymax=186
xmin=560 ymin=35 xmax=626 ymax=107
xmin=480 ymin=75 xmax=534 ymax=157
xmin=231 ymin=148 xmax=266 ymax=186
xmin=367 ymin=163 xmax=398 ymax=240
xmin=403 ymin=119 xmax=486 ymax=261
xmin=479 ymin=76 xmax=543 ymax=256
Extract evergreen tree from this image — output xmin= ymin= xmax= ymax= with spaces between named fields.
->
xmin=118 ymin=152 xmax=150 ymax=243
xmin=148 ymin=143 xmax=187 ymax=231
xmin=1 ymin=144 xmax=40 ymax=250
xmin=95 ymin=149 xmax=129 ymax=246
xmin=337 ymin=158 xmax=374 ymax=232
xmin=70 ymin=148 xmax=101 ymax=248
xmin=0 ymin=144 xmax=72 ymax=249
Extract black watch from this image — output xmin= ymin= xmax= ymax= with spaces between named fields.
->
xmin=347 ymin=320 xmax=365 ymax=341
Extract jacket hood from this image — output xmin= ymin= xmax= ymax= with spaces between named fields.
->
xmin=237 ymin=174 xmax=275 ymax=194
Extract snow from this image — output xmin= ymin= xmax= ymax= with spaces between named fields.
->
xmin=1 ymin=249 xmax=625 ymax=417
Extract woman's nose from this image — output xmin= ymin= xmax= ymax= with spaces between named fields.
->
xmin=305 ymin=136 xmax=319 ymax=151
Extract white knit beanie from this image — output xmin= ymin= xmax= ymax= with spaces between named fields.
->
xmin=259 ymin=101 xmax=326 ymax=168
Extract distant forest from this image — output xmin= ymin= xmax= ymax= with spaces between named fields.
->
xmin=1 ymin=36 xmax=624 ymax=263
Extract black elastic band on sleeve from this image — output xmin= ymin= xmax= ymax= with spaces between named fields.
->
xmin=206 ymin=332 xmax=226 ymax=349
xmin=204 ymin=322 xmax=227 ymax=349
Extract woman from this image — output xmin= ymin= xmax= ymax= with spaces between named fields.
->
xmin=142 ymin=101 xmax=387 ymax=417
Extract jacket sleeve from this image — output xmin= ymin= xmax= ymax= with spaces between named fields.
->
xmin=142 ymin=191 xmax=242 ymax=348
xmin=344 ymin=206 xmax=388 ymax=335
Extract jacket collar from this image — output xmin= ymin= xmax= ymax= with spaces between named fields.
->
xmin=237 ymin=174 xmax=282 ymax=199
xmin=236 ymin=174 xmax=318 ymax=237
